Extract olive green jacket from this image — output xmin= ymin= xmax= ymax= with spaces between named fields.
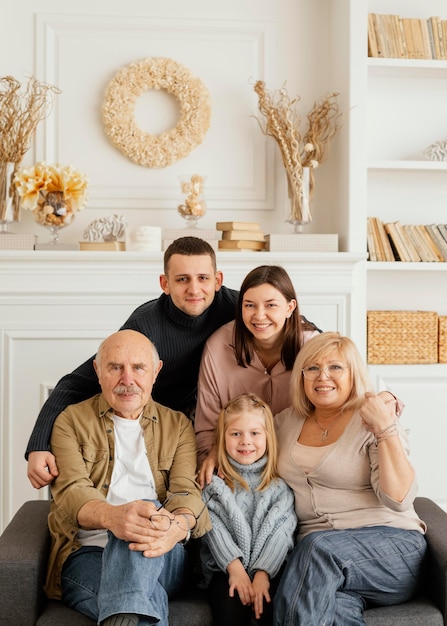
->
xmin=45 ymin=394 xmax=210 ymax=599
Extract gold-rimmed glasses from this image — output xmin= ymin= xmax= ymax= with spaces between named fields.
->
xmin=302 ymin=364 xmax=346 ymax=381
xmin=149 ymin=491 xmax=210 ymax=531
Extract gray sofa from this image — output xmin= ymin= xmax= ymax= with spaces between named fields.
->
xmin=0 ymin=498 xmax=446 ymax=625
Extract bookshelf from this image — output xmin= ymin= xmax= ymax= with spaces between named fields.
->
xmin=363 ymin=1 xmax=447 ymax=508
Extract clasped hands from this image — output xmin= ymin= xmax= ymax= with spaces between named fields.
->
xmin=87 ymin=499 xmax=190 ymax=558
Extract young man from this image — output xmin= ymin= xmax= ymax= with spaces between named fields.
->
xmin=46 ymin=329 xmax=211 ymax=626
xmin=26 ymin=237 xmax=239 ymax=489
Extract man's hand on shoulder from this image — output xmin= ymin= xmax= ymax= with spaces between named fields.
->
xmin=28 ymin=451 xmax=59 ymax=488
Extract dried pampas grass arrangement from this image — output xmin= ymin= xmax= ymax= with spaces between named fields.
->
xmin=253 ymin=80 xmax=340 ymax=223
xmin=0 ymin=75 xmax=60 ymax=221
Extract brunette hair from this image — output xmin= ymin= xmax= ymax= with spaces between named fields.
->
xmin=215 ymin=393 xmax=279 ymax=492
xmin=290 ymin=331 xmax=372 ymax=418
xmin=163 ymin=236 xmax=216 ymax=273
xmin=234 ymin=265 xmax=311 ymax=369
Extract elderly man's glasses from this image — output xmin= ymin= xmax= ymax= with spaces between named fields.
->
xmin=149 ymin=491 xmax=210 ymax=532
xmin=302 ymin=364 xmax=346 ymax=381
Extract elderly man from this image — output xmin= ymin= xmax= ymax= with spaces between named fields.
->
xmin=45 ymin=329 xmax=211 ymax=626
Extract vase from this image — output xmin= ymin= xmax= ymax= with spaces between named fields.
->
xmin=33 ymin=190 xmax=75 ymax=244
xmin=177 ymin=174 xmax=207 ymax=227
xmin=0 ymin=161 xmax=18 ymax=231
xmin=284 ymin=166 xmax=313 ymax=233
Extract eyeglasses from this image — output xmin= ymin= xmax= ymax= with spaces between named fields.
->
xmin=149 ymin=491 xmax=210 ymax=532
xmin=302 ymin=364 xmax=346 ymax=381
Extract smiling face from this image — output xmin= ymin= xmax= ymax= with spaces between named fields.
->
xmin=224 ymin=412 xmax=267 ymax=465
xmin=241 ymin=283 xmax=296 ymax=345
xmin=93 ymin=330 xmax=162 ymax=420
xmin=303 ymin=348 xmax=352 ymax=413
xmin=159 ymin=253 xmax=223 ymax=317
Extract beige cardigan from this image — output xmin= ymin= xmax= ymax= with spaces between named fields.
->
xmin=275 ymin=406 xmax=426 ymax=539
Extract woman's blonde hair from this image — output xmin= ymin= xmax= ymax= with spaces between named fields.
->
xmin=215 ymin=393 xmax=279 ymax=492
xmin=290 ymin=332 xmax=372 ymax=418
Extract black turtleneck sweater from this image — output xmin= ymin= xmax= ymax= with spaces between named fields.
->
xmin=25 ymin=287 xmax=238 ymax=456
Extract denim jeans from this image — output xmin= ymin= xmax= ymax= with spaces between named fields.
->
xmin=273 ymin=526 xmax=427 ymax=626
xmin=61 ymin=531 xmax=187 ymax=625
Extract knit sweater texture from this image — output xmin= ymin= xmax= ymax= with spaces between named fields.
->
xmin=26 ymin=287 xmax=238 ymax=456
xmin=200 ymin=456 xmax=297 ymax=586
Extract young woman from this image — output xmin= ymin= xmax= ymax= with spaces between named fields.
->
xmin=200 ymin=393 xmax=297 ymax=626
xmin=195 ymin=265 xmax=320 ymax=481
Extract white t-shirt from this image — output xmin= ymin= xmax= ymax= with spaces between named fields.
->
xmin=78 ymin=414 xmax=157 ymax=547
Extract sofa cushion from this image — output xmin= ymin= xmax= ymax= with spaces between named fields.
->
xmin=364 ymin=596 xmax=443 ymax=625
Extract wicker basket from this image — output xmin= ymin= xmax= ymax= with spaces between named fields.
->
xmin=439 ymin=316 xmax=447 ymax=364
xmin=367 ymin=310 xmax=438 ymax=364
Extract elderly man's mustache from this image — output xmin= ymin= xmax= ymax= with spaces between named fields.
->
xmin=113 ymin=385 xmax=141 ymax=395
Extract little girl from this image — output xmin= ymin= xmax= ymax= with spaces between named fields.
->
xmin=200 ymin=393 xmax=297 ymax=626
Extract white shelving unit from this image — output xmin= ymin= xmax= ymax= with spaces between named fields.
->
xmin=365 ymin=1 xmax=447 ymax=508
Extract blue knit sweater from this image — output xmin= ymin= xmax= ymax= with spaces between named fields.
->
xmin=200 ymin=456 xmax=298 ymax=586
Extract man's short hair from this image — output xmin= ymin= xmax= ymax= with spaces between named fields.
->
xmin=163 ymin=236 xmax=217 ymax=273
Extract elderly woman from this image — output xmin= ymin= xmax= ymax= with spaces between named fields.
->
xmin=273 ymin=331 xmax=427 ymax=626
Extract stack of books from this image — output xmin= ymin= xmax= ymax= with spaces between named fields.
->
xmin=368 ymin=13 xmax=447 ymax=60
xmin=367 ymin=217 xmax=447 ymax=262
xmin=216 ymin=222 xmax=266 ymax=251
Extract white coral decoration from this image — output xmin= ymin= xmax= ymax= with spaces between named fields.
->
xmin=423 ymin=139 xmax=447 ymax=162
xmin=83 ymin=214 xmax=127 ymax=242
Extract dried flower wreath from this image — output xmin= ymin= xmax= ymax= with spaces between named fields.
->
xmin=102 ymin=57 xmax=211 ymax=168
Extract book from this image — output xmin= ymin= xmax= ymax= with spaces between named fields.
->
xmin=369 ymin=14 xmax=386 ymax=58
xmin=374 ymin=14 xmax=391 ymax=58
xmin=425 ymin=224 xmax=447 ymax=261
xmin=401 ymin=18 xmax=416 ymax=60
xmin=372 ymin=217 xmax=395 ymax=261
xmin=394 ymin=220 xmax=421 ymax=262
xmin=403 ymin=224 xmax=431 ymax=262
xmin=368 ymin=14 xmax=380 ymax=58
xmin=218 ymin=239 xmax=266 ymax=251
xmin=441 ymin=20 xmax=447 ymax=60
xmin=79 ymin=241 xmax=125 ymax=251
xmin=370 ymin=217 xmax=385 ymax=261
xmin=384 ymin=222 xmax=410 ymax=262
xmin=366 ymin=217 xmax=377 ymax=261
xmin=411 ymin=225 xmax=438 ymax=262
xmin=410 ymin=18 xmax=426 ymax=59
xmin=419 ymin=225 xmax=444 ymax=261
xmin=216 ymin=221 xmax=261 ymax=231
xmin=429 ymin=16 xmax=442 ymax=59
xmin=420 ymin=18 xmax=434 ymax=59
xmin=437 ymin=223 xmax=447 ymax=245
xmin=222 ymin=229 xmax=265 ymax=242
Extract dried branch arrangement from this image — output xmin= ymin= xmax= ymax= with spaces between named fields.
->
xmin=253 ymin=80 xmax=340 ymax=223
xmin=0 ymin=75 xmax=60 ymax=220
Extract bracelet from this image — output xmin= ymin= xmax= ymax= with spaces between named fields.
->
xmin=375 ymin=423 xmax=399 ymax=446
xmin=176 ymin=513 xmax=191 ymax=545
xmin=374 ymin=420 xmax=397 ymax=437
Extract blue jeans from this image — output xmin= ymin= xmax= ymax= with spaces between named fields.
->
xmin=273 ymin=526 xmax=427 ymax=626
xmin=61 ymin=531 xmax=187 ymax=625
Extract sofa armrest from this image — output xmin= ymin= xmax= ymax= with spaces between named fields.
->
xmin=414 ymin=496 xmax=447 ymax=622
xmin=0 ymin=500 xmax=51 ymax=626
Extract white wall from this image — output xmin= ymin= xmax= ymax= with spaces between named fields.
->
xmin=1 ymin=0 xmax=344 ymax=246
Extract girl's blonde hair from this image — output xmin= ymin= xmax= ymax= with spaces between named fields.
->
xmin=290 ymin=331 xmax=372 ymax=418
xmin=215 ymin=393 xmax=279 ymax=492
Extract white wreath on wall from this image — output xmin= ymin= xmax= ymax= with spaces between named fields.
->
xmin=102 ymin=57 xmax=212 ymax=168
